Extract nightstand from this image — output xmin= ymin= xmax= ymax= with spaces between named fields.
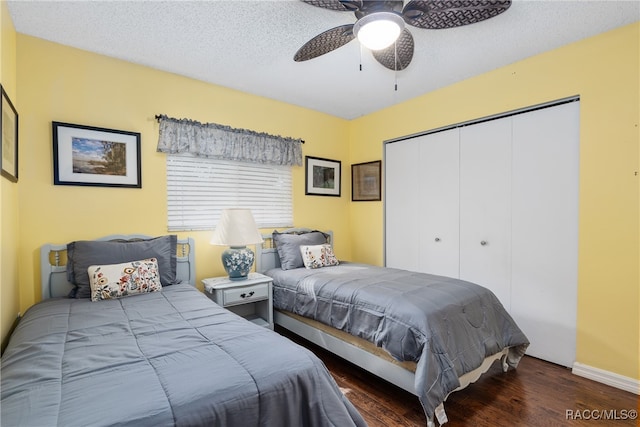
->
xmin=202 ymin=273 xmax=274 ymax=329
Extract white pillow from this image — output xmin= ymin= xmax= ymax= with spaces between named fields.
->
xmin=88 ymin=258 xmax=162 ymax=301
xmin=300 ymin=244 xmax=339 ymax=269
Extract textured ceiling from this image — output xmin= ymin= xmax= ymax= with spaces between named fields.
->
xmin=7 ymin=0 xmax=640 ymax=119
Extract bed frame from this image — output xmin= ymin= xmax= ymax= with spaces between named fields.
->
xmin=40 ymin=234 xmax=196 ymax=299
xmin=256 ymin=228 xmax=510 ymax=427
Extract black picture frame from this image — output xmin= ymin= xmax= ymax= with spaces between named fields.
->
xmin=1 ymin=85 xmax=18 ymax=183
xmin=305 ymin=156 xmax=341 ymax=197
xmin=52 ymin=121 xmax=141 ymax=188
xmin=352 ymin=160 xmax=381 ymax=201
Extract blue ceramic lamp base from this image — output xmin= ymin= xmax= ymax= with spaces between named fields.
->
xmin=221 ymin=246 xmax=255 ymax=281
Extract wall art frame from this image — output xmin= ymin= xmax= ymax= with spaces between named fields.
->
xmin=52 ymin=121 xmax=141 ymax=188
xmin=305 ymin=155 xmax=341 ymax=197
xmin=351 ymin=160 xmax=381 ymax=201
xmin=1 ymin=85 xmax=19 ymax=183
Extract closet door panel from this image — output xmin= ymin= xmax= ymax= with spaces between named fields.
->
xmin=459 ymin=119 xmax=512 ymax=309
xmin=385 ymin=139 xmax=422 ymax=270
xmin=417 ymin=129 xmax=460 ymax=277
xmin=511 ymin=102 xmax=579 ymax=367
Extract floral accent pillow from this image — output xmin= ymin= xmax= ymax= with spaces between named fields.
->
xmin=300 ymin=244 xmax=339 ymax=269
xmin=88 ymin=258 xmax=162 ymax=302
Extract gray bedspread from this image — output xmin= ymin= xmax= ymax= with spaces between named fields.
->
xmin=268 ymin=263 xmax=529 ymax=421
xmin=1 ymin=284 xmax=366 ymax=427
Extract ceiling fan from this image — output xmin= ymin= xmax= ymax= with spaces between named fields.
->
xmin=294 ymin=0 xmax=512 ymax=71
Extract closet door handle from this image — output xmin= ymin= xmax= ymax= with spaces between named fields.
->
xmin=480 ymin=240 xmax=488 ymax=246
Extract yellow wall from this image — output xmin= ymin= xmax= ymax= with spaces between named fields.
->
xmin=348 ymin=23 xmax=639 ymax=380
xmin=0 ymin=0 xmax=19 ymax=351
xmin=15 ymin=34 xmax=351 ymax=314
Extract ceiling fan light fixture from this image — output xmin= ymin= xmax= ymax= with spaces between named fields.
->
xmin=353 ymin=12 xmax=404 ymax=51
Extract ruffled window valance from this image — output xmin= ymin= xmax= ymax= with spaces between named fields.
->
xmin=156 ymin=115 xmax=303 ymax=167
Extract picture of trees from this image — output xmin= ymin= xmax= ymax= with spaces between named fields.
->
xmin=313 ymin=164 xmax=335 ymax=189
xmin=71 ymin=137 xmax=127 ymax=176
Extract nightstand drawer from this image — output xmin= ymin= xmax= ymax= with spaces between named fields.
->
xmin=202 ymin=273 xmax=274 ymax=329
xmin=223 ymin=283 xmax=269 ymax=306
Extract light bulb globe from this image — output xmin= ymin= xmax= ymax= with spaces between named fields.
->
xmin=353 ymin=12 xmax=404 ymax=51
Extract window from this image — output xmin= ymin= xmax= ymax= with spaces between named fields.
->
xmin=167 ymin=154 xmax=293 ymax=231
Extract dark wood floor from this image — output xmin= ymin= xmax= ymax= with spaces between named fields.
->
xmin=276 ymin=327 xmax=639 ymax=426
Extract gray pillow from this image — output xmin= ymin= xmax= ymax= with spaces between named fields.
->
xmin=67 ymin=235 xmax=177 ymax=298
xmin=272 ymin=231 xmax=329 ymax=270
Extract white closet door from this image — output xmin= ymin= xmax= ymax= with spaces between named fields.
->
xmin=385 ymin=139 xmax=422 ymax=270
xmin=511 ymin=102 xmax=579 ymax=367
xmin=459 ymin=119 xmax=512 ymax=310
xmin=417 ymin=129 xmax=460 ymax=277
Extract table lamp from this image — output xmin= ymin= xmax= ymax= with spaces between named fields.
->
xmin=210 ymin=208 xmax=264 ymax=281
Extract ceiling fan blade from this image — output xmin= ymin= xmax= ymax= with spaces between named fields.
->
xmin=372 ymin=29 xmax=414 ymax=70
xmin=301 ymin=0 xmax=362 ymax=12
xmin=294 ymin=24 xmax=356 ymax=62
xmin=402 ymin=0 xmax=511 ymax=29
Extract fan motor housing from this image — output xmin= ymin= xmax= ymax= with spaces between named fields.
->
xmin=354 ymin=0 xmax=404 ymax=19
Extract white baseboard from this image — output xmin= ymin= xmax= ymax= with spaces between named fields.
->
xmin=572 ymin=362 xmax=639 ymax=395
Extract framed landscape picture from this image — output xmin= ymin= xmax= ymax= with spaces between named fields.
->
xmin=352 ymin=160 xmax=381 ymax=201
xmin=305 ymin=156 xmax=341 ymax=197
xmin=52 ymin=121 xmax=141 ymax=188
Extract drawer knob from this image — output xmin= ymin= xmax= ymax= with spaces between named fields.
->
xmin=240 ymin=291 xmax=255 ymax=298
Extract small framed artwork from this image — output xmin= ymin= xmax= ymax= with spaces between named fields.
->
xmin=52 ymin=121 xmax=141 ymax=188
xmin=1 ymin=85 xmax=19 ymax=182
xmin=305 ymin=156 xmax=341 ymax=197
xmin=352 ymin=160 xmax=381 ymax=201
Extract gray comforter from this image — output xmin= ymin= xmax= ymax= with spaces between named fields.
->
xmin=268 ymin=263 xmax=529 ymax=421
xmin=1 ymin=284 xmax=366 ymax=427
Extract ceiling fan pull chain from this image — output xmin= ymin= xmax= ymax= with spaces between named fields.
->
xmin=394 ymin=42 xmax=398 ymax=91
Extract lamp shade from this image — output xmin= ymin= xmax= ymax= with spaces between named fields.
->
xmin=210 ymin=208 xmax=264 ymax=247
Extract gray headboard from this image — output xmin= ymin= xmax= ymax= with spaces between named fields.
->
xmin=40 ymin=234 xmax=196 ymax=299
xmin=255 ymin=228 xmax=333 ymax=274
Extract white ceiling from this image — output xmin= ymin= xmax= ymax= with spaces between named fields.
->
xmin=7 ymin=0 xmax=640 ymax=120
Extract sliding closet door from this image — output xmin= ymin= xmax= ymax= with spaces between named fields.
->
xmin=385 ymin=139 xmax=422 ymax=270
xmin=416 ymin=129 xmax=460 ymax=277
xmin=459 ymin=118 xmax=512 ymax=310
xmin=511 ymin=102 xmax=579 ymax=367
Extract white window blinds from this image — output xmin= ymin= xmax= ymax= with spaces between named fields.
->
xmin=167 ymin=154 xmax=293 ymax=231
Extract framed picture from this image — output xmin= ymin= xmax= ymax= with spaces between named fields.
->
xmin=1 ymin=85 xmax=19 ymax=182
xmin=352 ymin=160 xmax=381 ymax=201
xmin=305 ymin=156 xmax=341 ymax=197
xmin=52 ymin=121 xmax=141 ymax=188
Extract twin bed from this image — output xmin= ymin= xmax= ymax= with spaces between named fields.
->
xmin=2 ymin=229 xmax=529 ymax=427
xmin=256 ymin=228 xmax=529 ymax=427
xmin=1 ymin=234 xmax=365 ymax=427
